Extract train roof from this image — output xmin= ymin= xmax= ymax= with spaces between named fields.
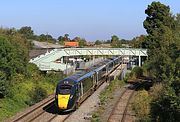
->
xmin=58 ymin=58 xmax=117 ymax=84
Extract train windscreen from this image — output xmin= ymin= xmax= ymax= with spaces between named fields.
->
xmin=58 ymin=85 xmax=72 ymax=95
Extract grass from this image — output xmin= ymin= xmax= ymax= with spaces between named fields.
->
xmin=0 ymin=98 xmax=28 ymax=121
xmin=91 ymin=79 xmax=125 ymax=122
xmin=0 ymin=71 xmax=64 ymax=122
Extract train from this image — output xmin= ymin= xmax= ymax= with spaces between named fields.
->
xmin=55 ymin=56 xmax=122 ymax=112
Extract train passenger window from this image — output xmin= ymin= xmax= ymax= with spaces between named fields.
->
xmin=58 ymin=85 xmax=72 ymax=95
xmin=82 ymin=77 xmax=93 ymax=93
xmin=109 ymin=62 xmax=113 ymax=68
xmin=101 ymin=67 xmax=106 ymax=75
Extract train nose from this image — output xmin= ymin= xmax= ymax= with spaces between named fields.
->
xmin=58 ymin=94 xmax=70 ymax=109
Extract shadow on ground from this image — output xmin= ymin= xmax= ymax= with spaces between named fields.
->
xmin=43 ymin=101 xmax=73 ymax=115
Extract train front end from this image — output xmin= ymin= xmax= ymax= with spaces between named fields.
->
xmin=55 ymin=79 xmax=77 ymax=111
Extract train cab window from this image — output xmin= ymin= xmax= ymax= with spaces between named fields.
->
xmin=58 ymin=85 xmax=72 ymax=95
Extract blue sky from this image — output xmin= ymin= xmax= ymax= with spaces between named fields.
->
xmin=0 ymin=0 xmax=180 ymax=41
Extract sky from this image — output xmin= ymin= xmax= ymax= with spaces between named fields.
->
xmin=0 ymin=0 xmax=180 ymax=41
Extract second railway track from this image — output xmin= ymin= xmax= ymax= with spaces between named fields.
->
xmin=108 ymin=83 xmax=140 ymax=122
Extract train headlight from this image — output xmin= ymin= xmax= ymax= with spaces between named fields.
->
xmin=70 ymin=95 xmax=73 ymax=99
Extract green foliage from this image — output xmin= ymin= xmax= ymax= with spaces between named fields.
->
xmin=91 ymin=112 xmax=100 ymax=122
xmin=143 ymin=1 xmax=179 ymax=83
xmin=143 ymin=1 xmax=175 ymax=60
xmin=132 ymin=2 xmax=180 ymax=122
xmin=58 ymin=34 xmax=70 ymax=44
xmin=95 ymin=40 xmax=102 ymax=45
xmin=57 ymin=36 xmax=65 ymax=44
xmin=0 ymin=27 xmax=66 ymax=121
xmin=18 ymin=26 xmax=34 ymax=39
xmin=132 ymin=90 xmax=151 ymax=122
xmin=29 ymin=86 xmax=48 ymax=105
xmin=0 ymin=34 xmax=29 ymax=98
xmin=0 ymin=38 xmax=27 ymax=70
xmin=132 ymin=67 xmax=143 ymax=79
xmin=110 ymin=35 xmax=122 ymax=48
xmin=0 ymin=80 xmax=6 ymax=98
xmin=143 ymin=1 xmax=174 ymax=36
xmin=73 ymin=36 xmax=87 ymax=47
xmin=91 ymin=79 xmax=125 ymax=121
xmin=36 ymin=34 xmax=56 ymax=43
xmin=0 ymin=98 xmax=28 ymax=121
xmin=0 ymin=70 xmax=8 ymax=98
xmin=99 ymin=79 xmax=124 ymax=105
xmin=130 ymin=35 xmax=148 ymax=48
xmin=150 ymin=85 xmax=180 ymax=122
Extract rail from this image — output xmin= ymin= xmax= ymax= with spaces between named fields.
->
xmin=108 ymin=83 xmax=140 ymax=122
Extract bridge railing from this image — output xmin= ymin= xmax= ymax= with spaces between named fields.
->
xmin=30 ymin=48 xmax=148 ymax=71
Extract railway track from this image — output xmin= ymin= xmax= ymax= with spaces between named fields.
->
xmin=108 ymin=83 xmax=140 ymax=122
xmin=8 ymin=94 xmax=71 ymax=122
xmin=6 ymin=62 xmax=125 ymax=122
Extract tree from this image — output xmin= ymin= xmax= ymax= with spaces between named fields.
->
xmin=73 ymin=36 xmax=86 ymax=47
xmin=131 ymin=35 xmax=148 ymax=48
xmin=64 ymin=34 xmax=70 ymax=41
xmin=110 ymin=35 xmax=121 ymax=48
xmin=174 ymin=14 xmax=180 ymax=50
xmin=18 ymin=26 xmax=34 ymax=39
xmin=58 ymin=36 xmax=65 ymax=44
xmin=143 ymin=1 xmax=175 ymax=49
xmin=0 ymin=32 xmax=29 ymax=97
xmin=95 ymin=40 xmax=102 ymax=45
xmin=57 ymin=34 xmax=70 ymax=45
xmin=0 ymin=71 xmax=7 ymax=98
xmin=37 ymin=34 xmax=56 ymax=43
xmin=143 ymin=2 xmax=180 ymax=121
xmin=150 ymin=85 xmax=180 ymax=122
xmin=143 ymin=1 xmax=177 ymax=81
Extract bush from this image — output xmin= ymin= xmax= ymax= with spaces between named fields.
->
xmin=0 ymin=80 xmax=6 ymax=98
xmin=7 ymin=81 xmax=34 ymax=106
xmin=29 ymin=86 xmax=48 ymax=105
xmin=133 ymin=67 xmax=143 ymax=78
xmin=132 ymin=90 xmax=151 ymax=122
xmin=150 ymin=85 xmax=180 ymax=122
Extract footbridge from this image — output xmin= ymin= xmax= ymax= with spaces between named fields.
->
xmin=30 ymin=48 xmax=147 ymax=71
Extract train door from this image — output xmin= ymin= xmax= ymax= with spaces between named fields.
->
xmin=78 ymin=82 xmax=83 ymax=98
xmin=93 ymin=73 xmax=97 ymax=86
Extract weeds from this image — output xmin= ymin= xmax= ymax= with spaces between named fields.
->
xmin=91 ymin=79 xmax=125 ymax=121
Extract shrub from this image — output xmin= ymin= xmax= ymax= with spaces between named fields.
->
xmin=132 ymin=90 xmax=151 ymax=122
xmin=29 ymin=86 xmax=48 ymax=105
xmin=150 ymin=85 xmax=180 ymax=122
xmin=7 ymin=81 xmax=34 ymax=106
xmin=133 ymin=67 xmax=143 ymax=78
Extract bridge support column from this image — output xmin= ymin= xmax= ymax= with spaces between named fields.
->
xmin=139 ymin=55 xmax=141 ymax=67
xmin=93 ymin=56 xmax=95 ymax=64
